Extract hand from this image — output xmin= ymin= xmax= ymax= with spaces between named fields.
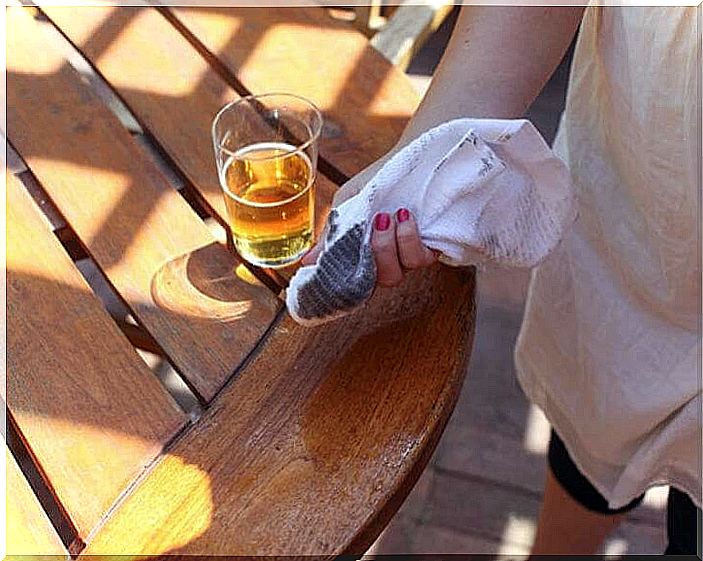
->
xmin=370 ymin=208 xmax=437 ymax=287
xmin=302 ymin=208 xmax=437 ymax=288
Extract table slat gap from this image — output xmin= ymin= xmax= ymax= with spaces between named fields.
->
xmin=163 ymin=6 xmax=419 ymax=178
xmin=114 ymin=318 xmax=164 ymax=355
xmin=41 ymin=5 xmax=144 ymax=136
xmin=7 ymin=141 xmax=29 ymax=174
xmin=14 ymin=173 xmax=83 ymax=257
xmin=10 ymin=146 xmax=90 ymax=261
xmin=11 ymin=158 xmax=210 ymax=413
xmin=201 ymin=304 xmax=287 ymax=408
xmin=69 ymin=258 xmax=204 ymax=417
xmin=45 ymin=212 xmax=216 ymax=410
xmin=9 ymin=6 xmax=283 ymax=403
xmin=31 ymin=6 xmax=281 ymax=295
xmin=157 ymin=5 xmax=351 ymax=187
xmin=12 ymin=153 xmax=66 ymax=231
xmin=53 ymin=226 xmax=90 ymax=262
xmin=7 ymin=412 xmax=84 ymax=556
xmin=41 ymin=5 xmax=335 ymax=291
xmin=142 ymin=351 xmax=204 ymax=420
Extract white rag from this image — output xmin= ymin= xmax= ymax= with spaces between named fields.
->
xmin=286 ymin=118 xmax=576 ymax=326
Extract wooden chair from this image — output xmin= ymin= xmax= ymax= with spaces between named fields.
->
xmin=338 ymin=2 xmax=455 ymax=70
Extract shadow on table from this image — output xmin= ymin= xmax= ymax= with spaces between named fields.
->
xmin=8 ymin=255 xmax=476 ymax=556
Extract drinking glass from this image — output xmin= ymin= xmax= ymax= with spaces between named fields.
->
xmin=212 ymin=93 xmax=323 ymax=268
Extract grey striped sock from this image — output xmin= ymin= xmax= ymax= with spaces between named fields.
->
xmin=293 ymin=212 xmax=377 ymax=322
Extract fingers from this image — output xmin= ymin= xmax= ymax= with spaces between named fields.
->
xmin=308 ymin=208 xmax=434 ymax=289
xmin=371 ymin=212 xmax=404 ymax=287
xmin=395 ymin=209 xmax=436 ymax=269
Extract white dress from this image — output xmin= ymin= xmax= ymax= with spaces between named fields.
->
xmin=515 ymin=6 xmax=701 ymax=508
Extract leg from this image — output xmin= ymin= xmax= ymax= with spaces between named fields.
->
xmin=530 ymin=431 xmax=644 ymax=556
xmin=664 ymin=487 xmax=700 ymax=556
xmin=531 ymin=468 xmax=626 ymax=555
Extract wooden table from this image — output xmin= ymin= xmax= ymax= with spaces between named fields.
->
xmin=6 ymin=5 xmax=476 ymax=557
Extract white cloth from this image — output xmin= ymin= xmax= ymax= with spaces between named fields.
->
xmin=515 ymin=6 xmax=701 ymax=508
xmin=287 ymin=118 xmax=575 ymax=325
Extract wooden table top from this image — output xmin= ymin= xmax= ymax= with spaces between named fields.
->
xmin=6 ymin=5 xmax=476 ymax=557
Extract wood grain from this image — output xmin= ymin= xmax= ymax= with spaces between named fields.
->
xmin=167 ymin=6 xmax=420 ymax=177
xmin=79 ymin=265 xmax=476 ymax=556
xmin=42 ymin=6 xmax=337 ymax=248
xmin=7 ymin=7 xmax=281 ymax=401
xmin=6 ymin=446 xmax=67 ymax=557
xmin=6 ymin=170 xmax=186 ymax=539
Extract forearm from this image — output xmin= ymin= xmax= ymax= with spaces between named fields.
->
xmin=333 ymin=6 xmax=584 ymax=206
xmin=398 ymin=6 xmax=585 ymax=144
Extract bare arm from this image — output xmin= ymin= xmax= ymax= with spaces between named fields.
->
xmin=306 ymin=7 xmax=585 ymax=280
xmin=398 ymin=6 xmax=585 ymax=142
xmin=330 ymin=6 xmax=585 ymax=208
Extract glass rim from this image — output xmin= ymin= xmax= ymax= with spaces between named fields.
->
xmin=212 ymin=92 xmax=323 ymax=162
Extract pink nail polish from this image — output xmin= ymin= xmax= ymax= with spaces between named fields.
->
xmin=396 ymin=208 xmax=410 ymax=223
xmin=374 ymin=213 xmax=391 ymax=231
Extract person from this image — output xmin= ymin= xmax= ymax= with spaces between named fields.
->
xmin=304 ymin=5 xmax=701 ymax=555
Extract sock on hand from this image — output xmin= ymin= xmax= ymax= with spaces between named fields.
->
xmin=286 ymin=118 xmax=576 ymax=326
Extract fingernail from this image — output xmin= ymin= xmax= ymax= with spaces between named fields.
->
xmin=396 ymin=208 xmax=410 ymax=223
xmin=374 ymin=212 xmax=391 ymax=231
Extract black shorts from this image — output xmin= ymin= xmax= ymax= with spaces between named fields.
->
xmin=548 ymin=430 xmax=700 ymax=555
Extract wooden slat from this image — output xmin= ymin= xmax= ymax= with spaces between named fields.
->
xmin=42 ymin=6 xmax=337 ymax=248
xmin=166 ymin=6 xmax=420 ymax=177
xmin=351 ymin=3 xmax=383 ymax=37
xmin=7 ymin=7 xmax=281 ymax=401
xmin=6 ymin=446 xmax=67 ymax=557
xmin=79 ymin=265 xmax=475 ymax=556
xmin=6 ymin=171 xmax=186 ymax=539
xmin=371 ymin=3 xmax=455 ymax=71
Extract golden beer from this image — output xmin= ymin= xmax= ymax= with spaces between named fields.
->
xmin=221 ymin=142 xmax=314 ymax=267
